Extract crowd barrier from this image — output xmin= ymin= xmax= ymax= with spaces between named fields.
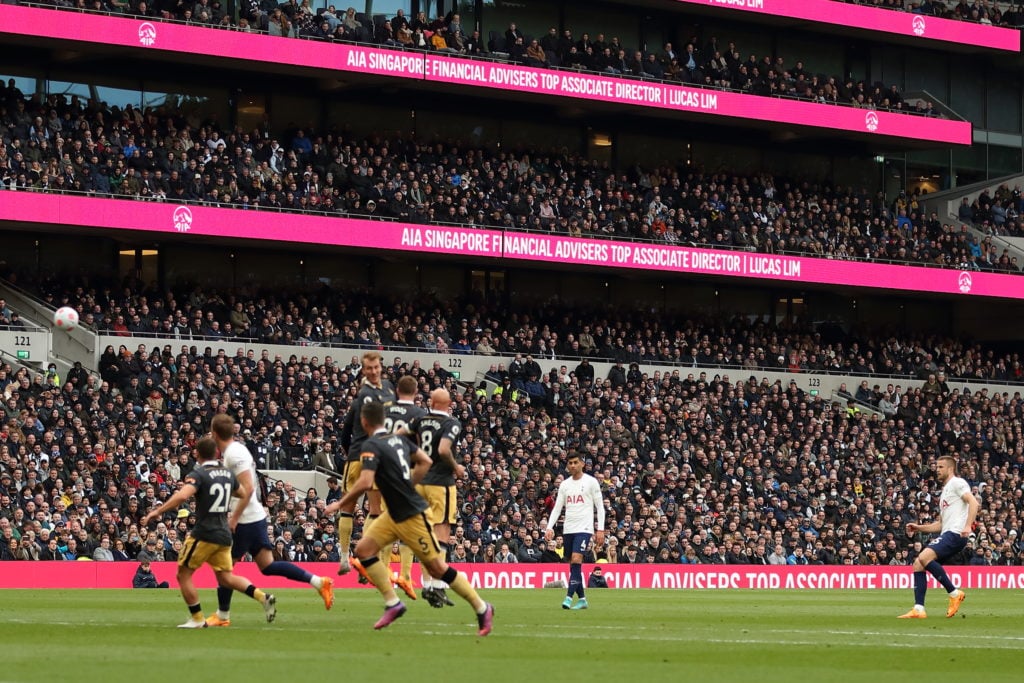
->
xmin=678 ymin=0 xmax=1020 ymax=52
xmin=4 ymin=192 xmax=1022 ymax=300
xmin=3 ymin=563 xmax=1023 ymax=590
xmin=0 ymin=5 xmax=971 ymax=145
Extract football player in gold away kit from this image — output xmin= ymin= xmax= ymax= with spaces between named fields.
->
xmin=141 ymin=437 xmax=277 ymax=628
xmin=325 ymin=401 xmax=493 ymax=635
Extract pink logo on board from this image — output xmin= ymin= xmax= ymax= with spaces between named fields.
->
xmin=864 ymin=111 xmax=879 ymax=132
xmin=138 ymin=22 xmax=157 ymax=47
xmin=958 ymin=271 xmax=973 ymax=293
xmin=912 ymin=16 xmax=926 ymax=37
xmin=172 ymin=206 xmax=193 ymax=233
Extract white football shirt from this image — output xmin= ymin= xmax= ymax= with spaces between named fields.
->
xmin=223 ymin=440 xmax=266 ymax=525
xmin=547 ymin=473 xmax=605 ymax=535
xmin=939 ymin=475 xmax=971 ymax=534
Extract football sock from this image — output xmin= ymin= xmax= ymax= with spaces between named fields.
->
xmin=399 ymin=543 xmax=414 ymax=583
xmin=569 ymin=563 xmax=584 ymax=599
xmin=924 ymin=561 xmax=956 ymax=593
xmin=188 ymin=603 xmax=203 ymax=616
xmin=310 ymin=576 xmax=324 ymax=590
xmin=217 ymin=586 xmax=233 ymax=612
xmin=263 ymin=561 xmax=313 ymax=584
xmin=337 ymin=512 xmax=354 ymax=555
xmin=913 ymin=570 xmax=927 ymax=607
xmin=359 ymin=555 xmax=396 ymax=599
xmin=446 ymin=569 xmax=485 ymax=612
xmin=245 ymin=584 xmax=267 ymax=604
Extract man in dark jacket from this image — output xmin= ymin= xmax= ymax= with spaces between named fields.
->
xmin=132 ymin=561 xmax=169 ymax=588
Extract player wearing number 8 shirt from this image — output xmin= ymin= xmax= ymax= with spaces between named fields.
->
xmin=337 ymin=351 xmax=396 ymax=576
xmin=545 ymin=451 xmax=605 ymax=610
xmin=324 ymin=401 xmax=493 ymax=635
xmin=140 ymin=437 xmax=275 ymax=629
xmin=402 ymin=387 xmax=464 ymax=608
xmin=384 ymin=375 xmax=427 ymax=599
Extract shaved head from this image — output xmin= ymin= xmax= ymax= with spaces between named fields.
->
xmin=429 ymin=388 xmax=452 ymax=412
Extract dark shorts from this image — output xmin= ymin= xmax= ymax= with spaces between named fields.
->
xmin=231 ymin=519 xmax=274 ymax=560
xmin=928 ymin=531 xmax=968 ymax=563
xmin=564 ymin=532 xmax=593 ymax=556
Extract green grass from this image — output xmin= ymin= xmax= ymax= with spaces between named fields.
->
xmin=0 ymin=589 xmax=1022 ymax=683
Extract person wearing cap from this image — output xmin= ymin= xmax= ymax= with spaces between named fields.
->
xmin=587 ymin=565 xmax=609 ymax=589
xmin=205 ymin=413 xmax=333 ymax=627
xmin=545 ymin=450 xmax=605 ymax=611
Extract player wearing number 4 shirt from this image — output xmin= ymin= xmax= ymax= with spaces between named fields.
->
xmin=325 ymin=401 xmax=493 ymax=635
xmin=898 ymin=455 xmax=979 ymax=619
xmin=402 ymin=388 xmax=464 ymax=608
xmin=545 ymin=451 xmax=605 ymax=610
xmin=141 ymin=437 xmax=275 ymax=629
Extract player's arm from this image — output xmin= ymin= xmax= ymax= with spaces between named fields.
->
xmin=906 ymin=519 xmax=941 ymax=535
xmin=339 ymin=400 xmax=358 ymax=452
xmin=230 ymin=468 xmax=254 ymax=531
xmin=435 ymin=436 xmax=465 ymax=478
xmin=544 ymin=484 xmax=567 ymax=542
xmin=960 ymin=491 xmax=980 ymax=538
xmin=410 ymin=447 xmax=431 ymax=485
xmin=592 ymin=479 xmax=606 ymax=546
xmin=141 ymin=483 xmax=197 ymax=526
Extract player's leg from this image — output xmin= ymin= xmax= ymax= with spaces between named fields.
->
xmin=211 ymin=521 xmax=262 ymax=625
xmin=175 ymin=559 xmax=207 ymax=628
xmin=925 ymin=532 xmax=968 ymax=617
xmin=899 ymin=546 xmax=937 ymax=618
xmin=254 ymin=546 xmax=333 ymax=610
xmin=567 ymin=533 xmax=591 ymax=610
xmin=421 ymin=485 xmax=455 ymax=605
xmin=336 ymin=461 xmax=360 ymax=574
xmin=354 ymin=514 xmax=407 ymax=629
xmin=209 ymin=541 xmax=276 ymax=623
xmin=407 ymin=512 xmax=493 ymax=635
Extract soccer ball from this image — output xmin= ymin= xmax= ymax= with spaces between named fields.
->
xmin=53 ymin=306 xmax=79 ymax=330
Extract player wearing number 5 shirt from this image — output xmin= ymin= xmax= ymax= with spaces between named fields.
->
xmin=324 ymin=401 xmax=493 ymax=635
xmin=545 ymin=451 xmax=605 ymax=610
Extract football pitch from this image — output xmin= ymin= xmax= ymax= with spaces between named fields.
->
xmin=1 ymin=588 xmax=1021 ymax=683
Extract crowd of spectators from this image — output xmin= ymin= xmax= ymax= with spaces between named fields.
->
xmin=34 ymin=1 xmax=934 ymax=117
xmin=1 ymin=82 xmax=1016 ymax=272
xmin=1 ymin=329 xmax=1021 ymax=566
xmin=0 ymin=272 xmax=1018 ymax=384
xmin=958 ymin=183 xmax=1024 ymax=239
xmin=847 ymin=0 xmax=1024 ymax=26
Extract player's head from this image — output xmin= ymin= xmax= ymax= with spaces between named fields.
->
xmin=566 ymin=451 xmax=585 ymax=477
xmin=396 ymin=375 xmax=417 ymax=400
xmin=361 ymin=351 xmax=383 ymax=385
xmin=360 ymin=400 xmax=385 ymax=432
xmin=429 ymin=387 xmax=452 ymax=412
xmin=935 ymin=455 xmax=957 ymax=483
xmin=195 ymin=436 xmax=218 ymax=463
xmin=210 ymin=414 xmax=235 ymax=442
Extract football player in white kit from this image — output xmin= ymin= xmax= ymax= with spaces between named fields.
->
xmin=898 ymin=455 xmax=978 ymax=619
xmin=204 ymin=414 xmax=334 ymax=627
xmin=545 ymin=451 xmax=605 ymax=610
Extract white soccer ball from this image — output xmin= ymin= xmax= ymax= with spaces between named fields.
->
xmin=53 ymin=306 xmax=79 ymax=330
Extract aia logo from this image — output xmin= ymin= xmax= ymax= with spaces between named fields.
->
xmin=138 ymin=22 xmax=157 ymax=47
xmin=864 ymin=111 xmax=879 ymax=132
xmin=958 ymin=271 xmax=973 ymax=293
xmin=912 ymin=16 xmax=926 ymax=37
xmin=567 ymin=494 xmax=585 ymax=504
xmin=172 ymin=205 xmax=193 ymax=233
